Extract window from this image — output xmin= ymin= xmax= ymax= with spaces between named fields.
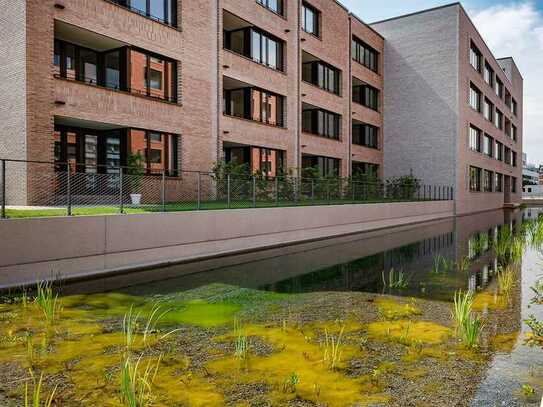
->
xmin=512 ymin=177 xmax=517 ymax=193
xmin=133 ymin=50 xmax=176 ymax=101
xmin=483 ymin=134 xmax=493 ymax=157
xmin=302 ymin=108 xmax=341 ymax=140
xmin=495 ymin=141 xmax=503 ymax=161
xmin=224 ymin=27 xmax=284 ymax=71
xmin=470 ymin=166 xmax=482 ymax=191
xmin=469 ymin=125 xmax=481 ymax=152
xmin=494 ymin=77 xmax=503 ymax=98
xmin=302 ymin=155 xmax=340 ymax=177
xmin=353 ymin=123 xmax=379 ymax=149
xmin=512 ymin=151 xmax=517 ymax=167
xmin=256 ymin=0 xmax=284 ymax=15
xmin=504 ymin=147 xmax=511 ymax=165
xmin=129 ymin=129 xmax=179 ymax=175
xmin=511 ymin=124 xmax=517 ymax=141
xmin=302 ymin=3 xmax=319 ymax=36
xmin=484 ymin=63 xmax=494 ymax=87
xmin=223 ymin=87 xmax=285 ymax=127
xmin=352 ymin=162 xmax=379 ymax=178
xmin=469 ymin=83 xmax=481 ymax=112
xmin=111 ymin=0 xmax=177 ymax=26
xmin=352 ymin=37 xmax=379 ymax=73
xmin=483 ymin=170 xmax=493 ymax=192
xmin=470 ymin=42 xmax=482 ymax=72
xmin=494 ymin=109 xmax=503 ymax=130
xmin=512 ymin=98 xmax=518 ymax=116
xmin=495 ymin=173 xmax=503 ymax=192
xmin=302 ymin=60 xmax=341 ymax=95
xmin=353 ymin=83 xmax=379 ymax=110
xmin=483 ymin=98 xmax=493 ymax=121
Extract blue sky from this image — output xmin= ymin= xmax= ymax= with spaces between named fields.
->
xmin=340 ymin=1 xmax=543 ymax=163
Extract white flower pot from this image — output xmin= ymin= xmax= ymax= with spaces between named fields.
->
xmin=130 ymin=193 xmax=142 ymax=205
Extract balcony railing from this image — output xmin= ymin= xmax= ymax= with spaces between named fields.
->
xmin=0 ymin=158 xmax=454 ymax=219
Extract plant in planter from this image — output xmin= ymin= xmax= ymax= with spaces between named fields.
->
xmin=127 ymin=152 xmax=145 ymax=205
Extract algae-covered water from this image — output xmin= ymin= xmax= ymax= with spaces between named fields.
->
xmin=1 ymin=208 xmax=542 ymax=406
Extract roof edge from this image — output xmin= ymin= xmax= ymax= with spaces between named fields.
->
xmin=369 ymin=2 xmax=461 ymax=25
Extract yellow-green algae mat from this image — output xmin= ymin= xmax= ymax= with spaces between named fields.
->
xmin=0 ymin=292 xmax=471 ymax=406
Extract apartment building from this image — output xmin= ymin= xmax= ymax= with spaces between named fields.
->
xmin=371 ymin=3 xmax=523 ymax=215
xmin=0 ymin=0 xmax=384 ymax=205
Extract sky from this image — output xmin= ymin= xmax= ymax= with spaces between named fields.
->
xmin=340 ymin=0 xmax=543 ymax=166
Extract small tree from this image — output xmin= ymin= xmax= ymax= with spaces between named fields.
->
xmin=127 ymin=152 xmax=146 ymax=193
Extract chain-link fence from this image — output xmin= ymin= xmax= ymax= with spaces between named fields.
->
xmin=0 ymin=158 xmax=454 ymax=218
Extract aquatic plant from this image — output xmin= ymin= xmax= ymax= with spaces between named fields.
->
xmin=234 ymin=319 xmax=249 ymax=361
xmin=123 ymin=306 xmax=140 ymax=352
xmin=524 ymin=315 xmax=543 ymax=347
xmin=119 ymin=355 xmax=161 ymax=407
xmin=34 ymin=281 xmax=61 ymax=325
xmin=282 ymin=372 xmax=299 ymax=394
xmin=462 ymin=314 xmax=484 ymax=348
xmin=530 ymin=279 xmax=543 ymax=304
xmin=510 ymin=235 xmax=525 ymax=265
xmin=497 ymin=266 xmax=516 ymax=303
xmin=452 ymin=291 xmax=473 ymax=335
xmin=25 ymin=332 xmax=37 ymax=369
xmin=25 ymin=370 xmax=57 ymax=407
xmin=382 ymin=268 xmax=409 ymax=289
xmin=455 ymin=256 xmax=471 ymax=273
xmin=494 ymin=227 xmax=513 ymax=263
xmin=323 ymin=325 xmax=344 ymax=370
xmin=431 ymin=255 xmax=444 ymax=274
xmin=398 ymin=323 xmax=412 ymax=346
xmin=521 ymin=384 xmax=536 ymax=397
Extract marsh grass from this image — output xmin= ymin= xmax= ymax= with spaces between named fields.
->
xmin=452 ymin=291 xmax=483 ymax=348
xmin=120 ymin=354 xmax=161 ymax=407
xmin=323 ymin=325 xmax=344 ymax=370
xmin=497 ymin=266 xmax=516 ymax=303
xmin=455 ymin=257 xmax=471 ymax=273
xmin=233 ymin=319 xmax=249 ymax=361
xmin=282 ymin=372 xmax=299 ymax=394
xmin=25 ymin=370 xmax=57 ymax=407
xmin=34 ymin=281 xmax=61 ymax=325
xmin=431 ymin=255 xmax=444 ymax=274
xmin=382 ymin=268 xmax=409 ymax=289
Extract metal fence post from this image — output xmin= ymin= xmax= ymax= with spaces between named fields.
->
xmin=275 ymin=177 xmax=279 ymax=206
xmin=197 ymin=172 xmax=201 ymax=210
xmin=252 ymin=176 xmax=256 ymax=208
xmin=352 ymin=179 xmax=355 ymax=202
xmin=311 ymin=179 xmax=315 ymax=204
xmin=67 ymin=163 xmax=72 ymax=216
xmin=119 ymin=169 xmax=124 ymax=214
xmin=227 ymin=174 xmax=231 ymax=209
xmin=1 ymin=160 xmax=5 ymax=219
xmin=327 ymin=180 xmax=331 ymax=204
xmin=161 ymin=171 xmax=166 ymax=212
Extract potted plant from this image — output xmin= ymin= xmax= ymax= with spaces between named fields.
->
xmin=127 ymin=152 xmax=145 ymax=205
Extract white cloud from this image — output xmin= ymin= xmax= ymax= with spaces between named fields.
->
xmin=470 ymin=2 xmax=543 ymax=165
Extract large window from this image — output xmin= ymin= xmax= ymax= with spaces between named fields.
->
xmin=223 ymin=87 xmax=285 ymax=127
xmin=512 ymin=98 xmax=518 ymax=116
xmin=494 ymin=108 xmax=503 ymax=130
xmin=495 ymin=77 xmax=504 ymax=98
xmin=352 ymin=162 xmax=379 ymax=178
xmin=302 ymin=108 xmax=341 ymax=140
xmin=483 ymin=170 xmax=493 ymax=192
xmin=256 ymin=0 xmax=284 ymax=15
xmin=302 ymin=60 xmax=341 ymax=95
xmin=495 ymin=173 xmax=503 ymax=192
xmin=111 ymin=0 xmax=177 ymax=26
xmin=512 ymin=151 xmax=517 ymax=167
xmin=302 ymin=3 xmax=319 ymax=36
xmin=353 ymin=83 xmax=379 ymax=110
xmin=470 ymin=166 xmax=482 ymax=192
xmin=302 ymin=155 xmax=340 ymax=177
xmin=504 ymin=147 xmax=511 ymax=165
xmin=54 ymin=39 xmax=177 ymax=102
xmin=470 ymin=42 xmax=482 ymax=72
xmin=469 ymin=125 xmax=481 ymax=152
xmin=224 ymin=27 xmax=284 ymax=71
xmin=469 ymin=83 xmax=481 ymax=112
xmin=483 ymin=98 xmax=493 ymax=122
xmin=129 ymin=129 xmax=179 ymax=175
xmin=512 ymin=177 xmax=517 ymax=193
xmin=484 ymin=63 xmax=494 ymax=87
xmin=353 ymin=123 xmax=379 ymax=149
xmin=495 ymin=141 xmax=503 ymax=161
xmin=352 ymin=37 xmax=379 ymax=73
xmin=224 ymin=146 xmax=285 ymax=177
xmin=483 ymin=134 xmax=493 ymax=157
xmin=511 ymin=124 xmax=517 ymax=141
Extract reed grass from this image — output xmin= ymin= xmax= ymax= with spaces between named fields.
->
xmin=452 ymin=291 xmax=483 ymax=348
xmin=323 ymin=325 xmax=344 ymax=370
xmin=34 ymin=281 xmax=61 ymax=325
xmin=119 ymin=355 xmax=161 ymax=407
xmin=25 ymin=370 xmax=57 ymax=407
xmin=497 ymin=266 xmax=516 ymax=303
xmin=431 ymin=255 xmax=444 ymax=274
xmin=382 ymin=268 xmax=409 ymax=289
xmin=233 ymin=319 xmax=249 ymax=361
xmin=462 ymin=314 xmax=484 ymax=348
xmin=455 ymin=256 xmax=471 ymax=273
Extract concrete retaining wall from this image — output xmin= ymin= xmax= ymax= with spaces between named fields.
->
xmin=0 ymin=201 xmax=453 ymax=288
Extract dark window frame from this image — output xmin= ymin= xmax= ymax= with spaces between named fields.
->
xmin=302 ymin=108 xmax=341 ymax=140
xmin=352 ymin=36 xmax=379 ymax=73
xmin=302 ymin=59 xmax=341 ymax=95
xmin=256 ymin=0 xmax=285 ymax=16
xmin=353 ymin=123 xmax=379 ymax=149
xmin=469 ymin=166 xmax=482 ymax=192
xmin=109 ymin=0 xmax=178 ymax=27
xmin=223 ymin=86 xmax=285 ymax=127
xmin=302 ymin=2 xmax=320 ymax=37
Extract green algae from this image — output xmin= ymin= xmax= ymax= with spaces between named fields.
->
xmin=367 ymin=320 xmax=452 ymax=345
xmin=376 ymin=297 xmax=422 ymax=319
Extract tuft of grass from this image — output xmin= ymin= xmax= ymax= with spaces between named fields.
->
xmin=452 ymin=291 xmax=483 ymax=348
xmin=431 ymin=255 xmax=444 ymax=274
xmin=455 ymin=256 xmax=471 ymax=273
xmin=323 ymin=325 xmax=344 ymax=370
xmin=497 ymin=266 xmax=516 ymax=303
xmin=282 ymin=372 xmax=299 ymax=394
xmin=34 ymin=281 xmax=61 ymax=325
xmin=25 ymin=370 xmax=57 ymax=407
xmin=382 ymin=268 xmax=409 ymax=289
xmin=233 ymin=319 xmax=249 ymax=361
xmin=123 ymin=306 xmax=140 ymax=352
xmin=119 ymin=355 xmax=161 ymax=407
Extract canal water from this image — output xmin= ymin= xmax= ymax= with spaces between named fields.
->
xmin=0 ymin=207 xmax=542 ymax=406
